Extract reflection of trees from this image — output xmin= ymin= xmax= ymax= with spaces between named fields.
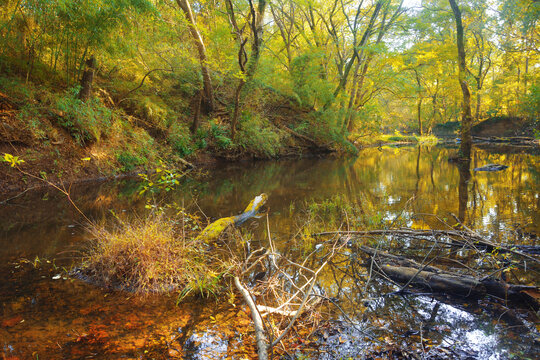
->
xmin=2 ymin=146 xmax=538 ymax=262
xmin=457 ymin=160 xmax=471 ymax=224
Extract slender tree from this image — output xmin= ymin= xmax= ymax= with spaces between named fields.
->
xmin=226 ymin=0 xmax=268 ymax=140
xmin=449 ymin=0 xmax=472 ymax=159
xmin=175 ymin=0 xmax=214 ymax=113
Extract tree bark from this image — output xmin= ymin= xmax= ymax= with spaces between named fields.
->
xmin=359 ymin=246 xmax=539 ymax=307
xmin=449 ymin=0 xmax=472 ymax=160
xmin=176 ymin=0 xmax=214 ymax=113
xmin=78 ymin=55 xmax=96 ymax=102
xmin=245 ymin=0 xmax=268 ymax=81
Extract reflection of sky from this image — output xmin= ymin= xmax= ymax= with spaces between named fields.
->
xmin=327 ymin=289 xmax=521 ymax=359
xmin=415 ymin=297 xmax=506 ymax=360
xmin=465 ymin=330 xmax=503 ymax=360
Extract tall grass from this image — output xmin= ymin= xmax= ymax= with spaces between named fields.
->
xmin=80 ymin=214 xmax=227 ymax=295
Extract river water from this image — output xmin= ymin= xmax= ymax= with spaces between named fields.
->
xmin=1 ymin=145 xmax=539 ymax=359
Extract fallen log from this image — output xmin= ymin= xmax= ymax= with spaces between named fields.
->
xmin=472 ymin=136 xmax=539 ymax=146
xmin=195 ymin=193 xmax=267 ymax=242
xmin=379 ymin=263 xmax=485 ymax=297
xmin=358 ymin=246 xmax=539 ymax=309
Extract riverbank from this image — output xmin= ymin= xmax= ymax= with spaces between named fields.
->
xmin=1 ymin=73 xmax=538 ymax=195
xmin=0 ymin=73 xmax=339 ymax=194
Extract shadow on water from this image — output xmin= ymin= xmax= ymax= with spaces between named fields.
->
xmin=1 ymin=145 xmax=539 ymax=358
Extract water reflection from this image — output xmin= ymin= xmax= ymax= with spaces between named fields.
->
xmin=1 ymin=146 xmax=538 ymax=262
xmin=458 ymin=160 xmax=471 ymax=224
xmin=0 ymin=145 xmax=539 ymax=359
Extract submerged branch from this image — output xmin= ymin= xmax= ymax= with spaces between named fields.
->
xmin=314 ymin=229 xmax=540 ymax=265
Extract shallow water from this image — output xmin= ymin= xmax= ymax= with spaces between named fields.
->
xmin=1 ymin=145 xmax=539 ymax=359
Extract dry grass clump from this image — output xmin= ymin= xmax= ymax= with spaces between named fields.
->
xmin=80 ymin=215 xmax=225 ymax=295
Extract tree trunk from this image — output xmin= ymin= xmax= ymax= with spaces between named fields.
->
xmin=449 ymin=0 xmax=472 ymax=160
xmin=245 ymin=0 xmax=268 ymax=81
xmin=331 ymin=0 xmax=383 ymax=101
xmin=414 ymin=69 xmax=423 ymax=135
xmin=176 ymin=0 xmax=214 ymax=113
xmin=359 ymin=245 xmax=539 ymax=307
xmin=230 ymin=80 xmax=245 ymax=140
xmin=475 ymin=93 xmax=481 ymax=122
xmin=524 ymin=57 xmax=528 ymax=95
xmin=227 ymin=0 xmax=267 ymax=141
xmin=190 ymin=90 xmax=202 ymax=133
xmin=417 ymin=97 xmax=423 ymax=136
xmin=78 ymin=56 xmax=96 ymax=102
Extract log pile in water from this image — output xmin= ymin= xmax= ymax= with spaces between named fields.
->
xmin=358 ymin=245 xmax=539 ymax=310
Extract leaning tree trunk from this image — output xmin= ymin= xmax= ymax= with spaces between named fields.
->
xmin=449 ymin=0 xmax=472 ymax=160
xmin=176 ymin=0 xmax=214 ymax=113
xmin=78 ymin=56 xmax=96 ymax=102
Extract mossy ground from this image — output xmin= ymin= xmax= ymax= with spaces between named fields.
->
xmin=0 ymin=71 xmax=341 ymax=193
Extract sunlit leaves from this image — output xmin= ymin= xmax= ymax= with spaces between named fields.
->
xmin=2 ymin=153 xmax=24 ymax=167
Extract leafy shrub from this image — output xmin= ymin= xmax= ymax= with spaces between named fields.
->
xmin=522 ymin=83 xmax=539 ymax=138
xmin=294 ymin=108 xmax=351 ymax=152
xmin=55 ymin=86 xmax=113 ymax=145
xmin=290 ymin=51 xmax=334 ymax=108
xmin=116 ymin=150 xmax=145 ymax=172
xmin=138 ymin=95 xmax=169 ymax=129
xmin=210 ymin=120 xmax=232 ymax=149
xmin=236 ymin=113 xmax=282 ymax=157
xmin=168 ymin=65 xmax=201 ymax=97
xmin=17 ymin=104 xmax=49 ymax=140
xmin=0 ymin=76 xmax=34 ymax=100
xmin=168 ymin=122 xmax=193 ymax=157
xmin=194 ymin=128 xmax=208 ymax=149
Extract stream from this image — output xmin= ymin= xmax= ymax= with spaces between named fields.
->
xmin=1 ymin=145 xmax=539 ymax=359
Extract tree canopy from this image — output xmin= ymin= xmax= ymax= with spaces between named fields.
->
xmin=0 ymin=0 xmax=537 ymax=161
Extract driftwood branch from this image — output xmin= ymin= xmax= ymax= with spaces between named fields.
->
xmin=196 ymin=193 xmax=267 ymax=242
xmin=234 ymin=277 xmax=268 ymax=360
